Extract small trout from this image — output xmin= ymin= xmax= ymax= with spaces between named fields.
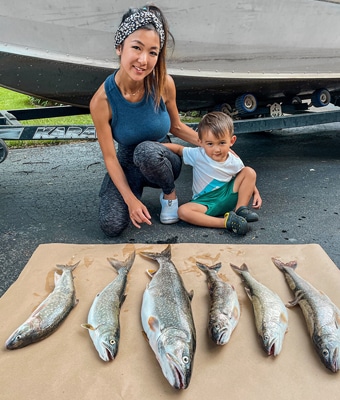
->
xmin=82 ymin=251 xmax=135 ymax=361
xmin=6 ymin=262 xmax=79 ymax=349
xmin=196 ymin=261 xmax=240 ymax=345
xmin=231 ymin=263 xmax=288 ymax=356
xmin=272 ymin=257 xmax=340 ymax=372
xmin=140 ymin=245 xmax=196 ymax=390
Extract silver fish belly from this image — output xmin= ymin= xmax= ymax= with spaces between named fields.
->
xmin=5 ymin=262 xmax=79 ymax=349
xmin=140 ymin=245 xmax=196 ymax=390
xmin=82 ymin=251 xmax=135 ymax=361
xmin=231 ymin=263 xmax=288 ymax=356
xmin=196 ymin=261 xmax=240 ymax=345
xmin=272 ymin=258 xmax=340 ymax=372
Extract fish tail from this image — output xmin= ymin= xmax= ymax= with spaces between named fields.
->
xmin=271 ymin=258 xmax=297 ymax=271
xmin=107 ymin=251 xmax=136 ymax=273
xmin=140 ymin=244 xmax=171 ymax=262
xmin=230 ymin=263 xmax=249 ymax=274
xmin=196 ymin=261 xmax=222 ymax=273
xmin=55 ymin=261 xmax=80 ymax=272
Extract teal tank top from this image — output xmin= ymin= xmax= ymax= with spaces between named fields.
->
xmin=104 ymin=71 xmax=170 ymax=147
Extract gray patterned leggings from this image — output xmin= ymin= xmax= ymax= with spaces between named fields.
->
xmin=99 ymin=140 xmax=182 ymax=236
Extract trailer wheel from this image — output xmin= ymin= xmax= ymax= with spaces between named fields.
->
xmin=0 ymin=139 xmax=9 ymax=163
xmin=311 ymin=89 xmax=331 ymax=107
xmin=235 ymin=93 xmax=257 ymax=114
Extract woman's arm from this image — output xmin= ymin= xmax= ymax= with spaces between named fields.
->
xmin=90 ymin=84 xmax=151 ymax=228
xmin=164 ymin=75 xmax=200 ymax=146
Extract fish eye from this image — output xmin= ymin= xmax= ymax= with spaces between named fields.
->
xmin=322 ymin=349 xmax=329 ymax=357
xmin=110 ymin=339 xmax=116 ymax=345
xmin=16 ymin=335 xmax=21 ymax=340
xmin=182 ymin=356 xmax=189 ymax=364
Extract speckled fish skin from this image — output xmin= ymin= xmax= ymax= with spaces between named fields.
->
xmin=230 ymin=263 xmax=288 ymax=356
xmin=82 ymin=251 xmax=135 ymax=362
xmin=196 ymin=261 xmax=240 ymax=345
xmin=272 ymin=258 xmax=340 ymax=373
xmin=5 ymin=262 xmax=79 ymax=350
xmin=140 ymin=245 xmax=196 ymax=390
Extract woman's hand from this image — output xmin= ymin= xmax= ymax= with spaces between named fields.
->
xmin=127 ymin=198 xmax=152 ymax=228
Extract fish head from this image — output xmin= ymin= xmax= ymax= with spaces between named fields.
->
xmin=93 ymin=327 xmax=120 ymax=362
xmin=261 ymin=325 xmax=286 ymax=357
xmin=209 ymin=312 xmax=239 ymax=345
xmin=157 ymin=329 xmax=195 ymax=390
xmin=5 ymin=322 xmax=35 ymax=350
xmin=314 ymin=336 xmax=340 ymax=373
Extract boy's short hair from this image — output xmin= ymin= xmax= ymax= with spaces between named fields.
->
xmin=197 ymin=111 xmax=234 ymax=140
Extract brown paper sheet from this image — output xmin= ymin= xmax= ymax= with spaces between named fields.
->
xmin=0 ymin=243 xmax=339 ymax=399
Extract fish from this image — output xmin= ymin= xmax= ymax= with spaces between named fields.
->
xmin=140 ymin=245 xmax=196 ymax=390
xmin=196 ymin=261 xmax=240 ymax=345
xmin=230 ymin=263 xmax=288 ymax=356
xmin=82 ymin=251 xmax=135 ymax=361
xmin=272 ymin=257 xmax=340 ymax=373
xmin=5 ymin=261 xmax=79 ymax=349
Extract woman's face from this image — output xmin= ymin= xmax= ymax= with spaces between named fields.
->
xmin=117 ymin=28 xmax=160 ymax=82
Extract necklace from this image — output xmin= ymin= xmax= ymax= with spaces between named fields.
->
xmin=123 ymin=86 xmax=144 ymax=96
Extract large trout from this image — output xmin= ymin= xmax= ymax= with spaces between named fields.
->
xmin=140 ymin=245 xmax=196 ymax=390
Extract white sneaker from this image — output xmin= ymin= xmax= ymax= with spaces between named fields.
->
xmin=159 ymin=193 xmax=179 ymax=224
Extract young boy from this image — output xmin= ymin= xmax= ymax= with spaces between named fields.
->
xmin=162 ymin=111 xmax=262 ymax=235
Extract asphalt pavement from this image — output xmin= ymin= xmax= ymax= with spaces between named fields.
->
xmin=1 ymin=123 xmax=339 ymax=297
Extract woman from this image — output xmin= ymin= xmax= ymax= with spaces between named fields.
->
xmin=90 ymin=5 xmax=200 ymax=236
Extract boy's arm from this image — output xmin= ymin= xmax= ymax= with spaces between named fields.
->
xmin=162 ymin=142 xmax=184 ymax=156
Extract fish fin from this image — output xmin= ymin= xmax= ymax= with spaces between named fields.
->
xmin=287 ymin=290 xmax=305 ymax=307
xmin=140 ymin=244 xmax=171 ymax=262
xmin=230 ymin=263 xmax=249 ymax=273
xmin=107 ymin=251 xmax=136 ymax=273
xmin=56 ymin=261 xmax=80 ymax=272
xmin=81 ymin=323 xmax=96 ymax=331
xmin=160 ymin=244 xmax=171 ymax=259
xmin=146 ymin=269 xmax=157 ymax=277
xmin=280 ymin=311 xmax=288 ymax=325
xmin=196 ymin=261 xmax=222 ymax=273
xmin=244 ymin=286 xmax=253 ymax=300
xmin=232 ymin=305 xmax=240 ymax=320
xmin=120 ymin=294 xmax=127 ymax=307
xmin=148 ymin=316 xmax=160 ymax=332
xmin=187 ymin=290 xmax=194 ymax=301
xmin=141 ymin=330 xmax=149 ymax=343
xmin=272 ymin=258 xmax=297 ymax=271
xmin=335 ymin=312 xmax=340 ymax=328
xmin=54 ymin=271 xmax=62 ymax=285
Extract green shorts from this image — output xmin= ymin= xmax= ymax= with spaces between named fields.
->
xmin=190 ymin=179 xmax=238 ymax=216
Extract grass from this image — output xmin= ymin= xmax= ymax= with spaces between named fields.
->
xmin=0 ymin=87 xmax=92 ymax=148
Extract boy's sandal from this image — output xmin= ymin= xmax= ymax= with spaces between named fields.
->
xmin=236 ymin=206 xmax=259 ymax=222
xmin=224 ymin=211 xmax=248 ymax=235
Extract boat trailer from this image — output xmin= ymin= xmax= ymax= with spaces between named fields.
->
xmin=1 ymin=103 xmax=340 ymax=164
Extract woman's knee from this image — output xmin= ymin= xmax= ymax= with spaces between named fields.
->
xmin=99 ymin=215 xmax=128 ymax=237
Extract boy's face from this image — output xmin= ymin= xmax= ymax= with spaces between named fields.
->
xmin=199 ymin=129 xmax=236 ymax=162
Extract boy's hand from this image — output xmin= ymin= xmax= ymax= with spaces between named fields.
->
xmin=252 ymin=188 xmax=262 ymax=209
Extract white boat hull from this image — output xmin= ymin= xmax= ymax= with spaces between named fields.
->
xmin=1 ymin=0 xmax=340 ymax=110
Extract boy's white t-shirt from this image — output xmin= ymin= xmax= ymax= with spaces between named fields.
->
xmin=182 ymin=147 xmax=244 ymax=199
